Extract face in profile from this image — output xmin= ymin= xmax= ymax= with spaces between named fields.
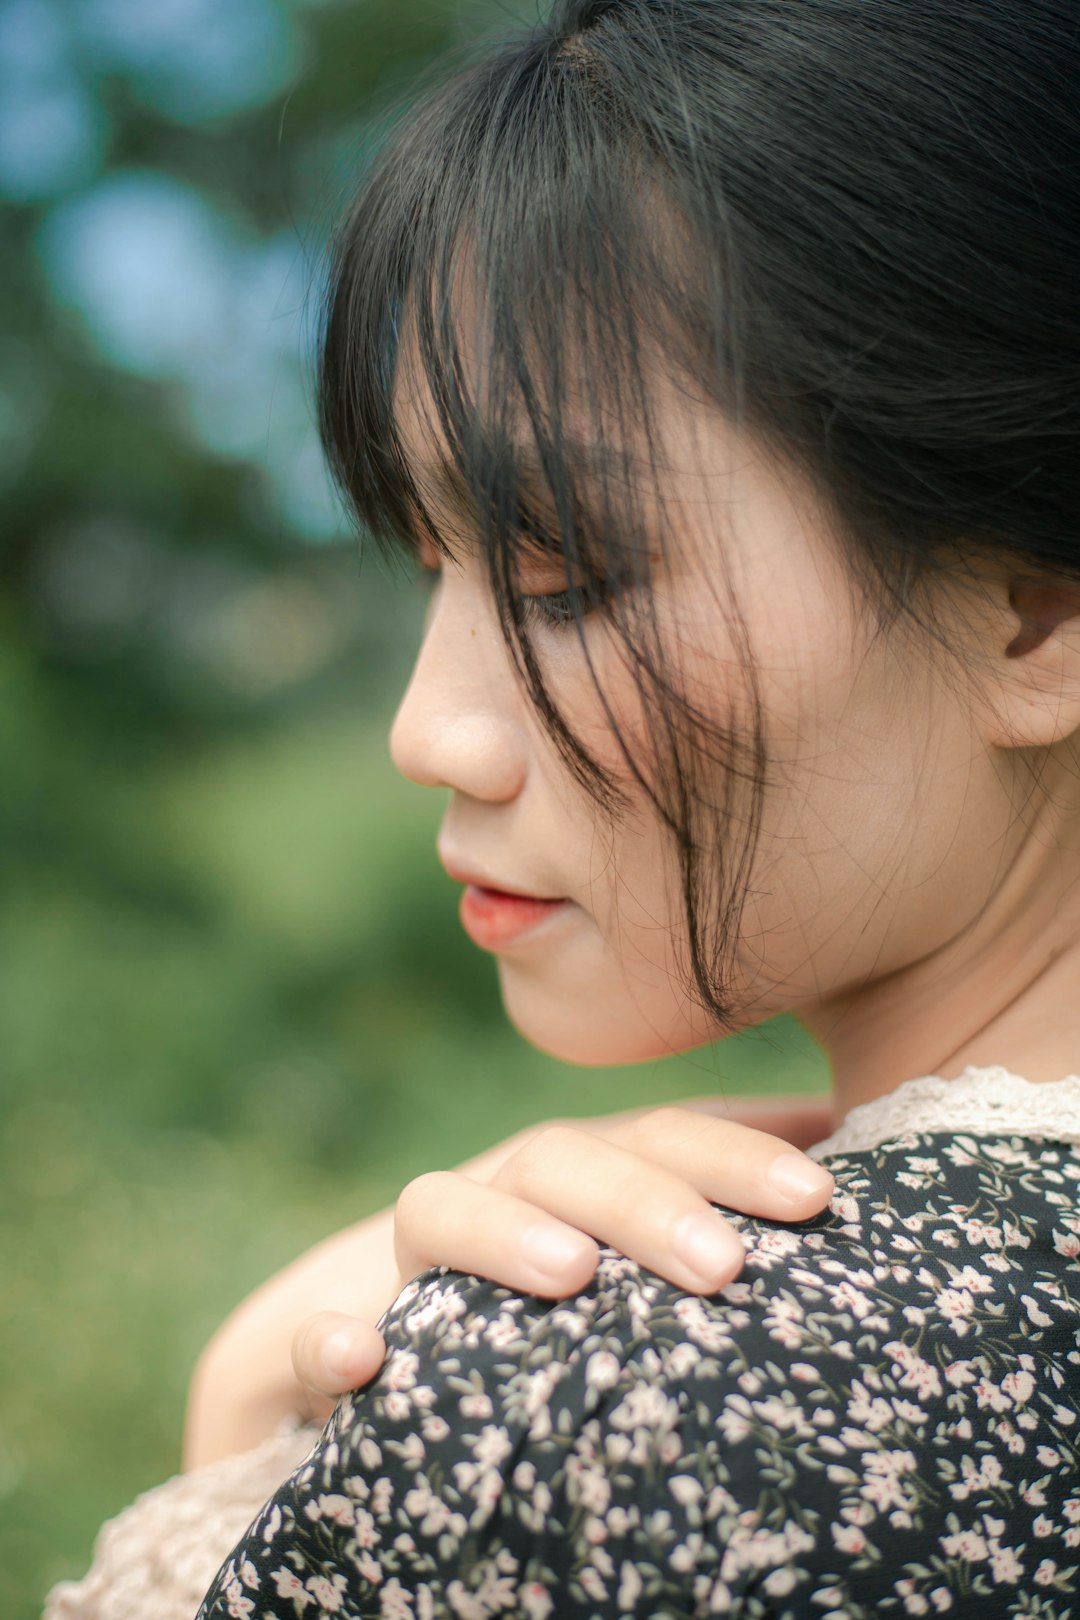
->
xmin=386 ymin=341 xmax=1016 ymax=1070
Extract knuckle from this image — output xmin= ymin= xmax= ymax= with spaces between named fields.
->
xmin=619 ymin=1104 xmax=714 ymax=1153
xmin=290 ymin=1315 xmax=319 ymax=1372
xmin=395 ymin=1169 xmax=456 ymax=1224
xmin=506 ymin=1123 xmax=578 ymax=1180
xmin=700 ymin=1114 xmax=750 ymax=1155
xmin=654 ymin=1104 xmax=709 ymax=1138
xmin=302 ymin=1309 xmax=338 ymax=1338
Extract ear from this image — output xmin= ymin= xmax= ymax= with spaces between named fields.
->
xmin=982 ymin=574 xmax=1080 ymax=749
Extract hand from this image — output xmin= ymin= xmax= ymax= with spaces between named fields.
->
xmin=185 ymin=1092 xmax=834 ymax=1466
xmin=288 ymin=1091 xmax=835 ymax=1409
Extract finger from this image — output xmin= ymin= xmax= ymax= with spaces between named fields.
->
xmin=291 ymin=1311 xmax=389 ymax=1400
xmin=574 ymin=1091 xmax=835 ymax=1155
xmin=601 ymin=1106 xmax=836 ymax=1215
xmin=678 ymin=1092 xmax=836 ymax=1153
xmin=393 ymin=1170 xmax=601 ymax=1299
xmin=491 ymin=1114 xmax=834 ymax=1294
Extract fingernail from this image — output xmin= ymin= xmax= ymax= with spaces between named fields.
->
xmin=767 ymin=1152 xmax=834 ymax=1204
xmin=521 ymin=1224 xmax=592 ymax=1277
xmin=673 ymin=1212 xmax=745 ymax=1283
xmin=321 ymin=1330 xmax=355 ymax=1382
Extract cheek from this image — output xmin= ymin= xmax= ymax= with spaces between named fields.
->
xmin=530 ymin=610 xmax=742 ymax=949
xmin=592 ymin=822 xmax=683 ymax=955
xmin=537 ymin=642 xmax=686 ymax=916
xmin=519 ymin=649 xmax=694 ymax=982
xmin=737 ymin=649 xmax=994 ymax=1001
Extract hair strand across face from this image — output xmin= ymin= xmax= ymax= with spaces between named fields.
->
xmin=318 ymin=0 xmax=1080 ymax=1029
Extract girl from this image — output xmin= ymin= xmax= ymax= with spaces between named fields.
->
xmin=50 ymin=1 xmax=1080 ymax=1615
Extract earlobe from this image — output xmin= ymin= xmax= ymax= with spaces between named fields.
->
xmin=989 ymin=574 xmax=1080 ymax=749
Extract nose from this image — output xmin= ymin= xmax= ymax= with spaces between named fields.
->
xmin=388 ymin=570 xmax=528 ymax=803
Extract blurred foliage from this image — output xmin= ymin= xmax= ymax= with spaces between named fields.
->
xmin=0 ymin=2 xmax=830 ymax=1615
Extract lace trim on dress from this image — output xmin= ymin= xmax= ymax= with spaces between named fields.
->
xmin=807 ymin=1062 xmax=1080 ymax=1161
xmin=44 ymin=1063 xmax=1080 ymax=1620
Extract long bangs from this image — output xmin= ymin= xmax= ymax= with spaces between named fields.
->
xmin=312 ymin=7 xmax=798 ymax=1035
xmin=317 ymin=24 xmax=753 ymax=829
xmin=315 ymin=0 xmax=1080 ymax=1037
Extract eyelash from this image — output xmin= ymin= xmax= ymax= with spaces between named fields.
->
xmin=517 ymin=580 xmax=613 ymax=629
xmin=416 ymin=563 xmax=615 ymax=630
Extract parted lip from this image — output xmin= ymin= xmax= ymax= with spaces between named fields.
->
xmin=437 ymin=846 xmax=565 ymax=903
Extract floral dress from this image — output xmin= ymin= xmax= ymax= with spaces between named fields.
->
xmin=196 ymin=1066 xmax=1080 ymax=1620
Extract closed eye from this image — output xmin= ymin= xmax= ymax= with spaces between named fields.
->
xmin=518 ymin=578 xmax=616 ymax=630
xmin=414 ymin=558 xmax=618 ymax=631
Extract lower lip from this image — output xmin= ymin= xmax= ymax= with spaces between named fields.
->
xmin=459 ymin=885 xmax=569 ymax=950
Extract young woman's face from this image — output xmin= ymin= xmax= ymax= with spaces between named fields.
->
xmin=388 ymin=356 xmax=1015 ymax=1067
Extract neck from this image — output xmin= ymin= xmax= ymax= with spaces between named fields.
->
xmin=798 ymin=756 xmax=1080 ymax=1122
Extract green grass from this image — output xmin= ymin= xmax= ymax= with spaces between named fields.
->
xmin=2 ymin=702 xmax=829 ymax=1620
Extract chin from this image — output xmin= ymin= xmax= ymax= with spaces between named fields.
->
xmin=496 ymin=961 xmax=697 ymax=1067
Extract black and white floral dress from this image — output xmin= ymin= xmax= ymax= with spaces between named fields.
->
xmin=195 ymin=1065 xmax=1080 ymax=1620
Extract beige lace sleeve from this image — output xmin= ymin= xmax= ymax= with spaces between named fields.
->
xmin=42 ymin=1421 xmax=321 ymax=1620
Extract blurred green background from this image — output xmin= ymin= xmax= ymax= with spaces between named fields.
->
xmin=0 ymin=2 xmax=831 ymax=1614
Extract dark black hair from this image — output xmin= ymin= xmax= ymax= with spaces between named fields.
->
xmin=318 ymin=0 xmax=1080 ymax=1034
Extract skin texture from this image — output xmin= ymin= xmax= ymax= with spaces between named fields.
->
xmin=184 ymin=1091 xmax=835 ymax=1467
xmin=185 ymin=333 xmax=1080 ymax=1468
xmin=391 ymin=350 xmax=1080 ymax=1121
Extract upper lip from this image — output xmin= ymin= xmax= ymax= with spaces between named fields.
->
xmin=437 ymin=846 xmax=564 ymax=902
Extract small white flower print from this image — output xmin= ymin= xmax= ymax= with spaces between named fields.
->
xmin=196 ymin=1126 xmax=1080 ymax=1620
xmin=585 ymin=1350 xmax=621 ymax=1390
xmin=271 ymin=1568 xmax=314 ymax=1609
xmin=306 ymin=1572 xmax=349 ymax=1611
